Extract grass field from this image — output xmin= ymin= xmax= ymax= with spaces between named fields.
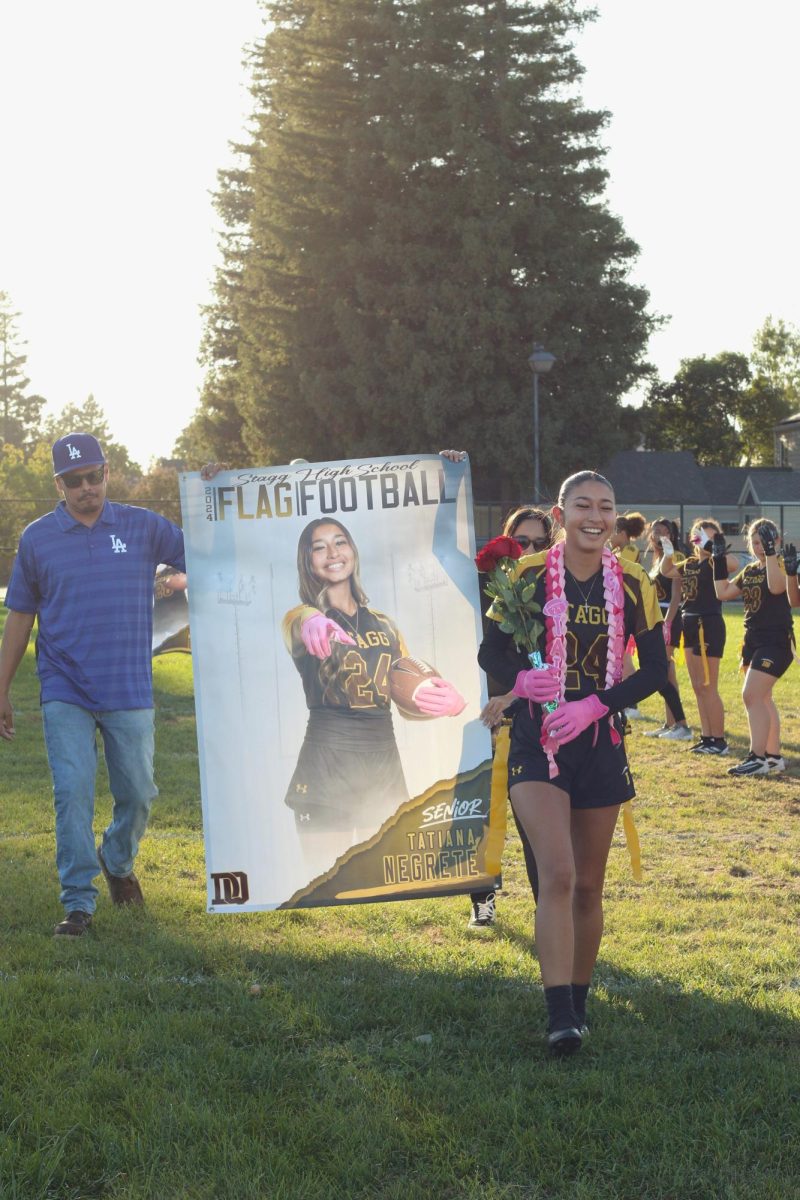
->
xmin=1 ymin=609 xmax=799 ymax=1200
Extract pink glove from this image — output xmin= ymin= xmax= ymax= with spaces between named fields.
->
xmin=662 ymin=621 xmax=671 ymax=646
xmin=413 ymin=677 xmax=467 ymax=717
xmin=300 ymin=613 xmax=356 ymax=659
xmin=513 ymin=667 xmax=561 ymax=704
xmin=541 ymin=694 xmax=609 ymax=747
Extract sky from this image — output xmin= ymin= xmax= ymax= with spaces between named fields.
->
xmin=1 ymin=0 xmax=798 ymax=469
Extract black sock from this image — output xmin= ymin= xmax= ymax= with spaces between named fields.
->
xmin=701 ymin=735 xmax=713 ymax=744
xmin=571 ymin=983 xmax=590 ymax=1026
xmin=544 ymin=985 xmax=578 ymax=1033
xmin=712 ymin=736 xmax=727 ymax=745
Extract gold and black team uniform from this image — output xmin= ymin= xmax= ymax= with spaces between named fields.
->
xmin=478 ymin=553 xmax=666 ymax=809
xmin=282 ymin=603 xmax=410 ymax=831
xmin=652 ymin=560 xmax=683 ymax=648
xmin=676 ymin=557 xmax=726 ymax=657
xmin=618 ymin=544 xmax=641 ymax=566
xmin=731 ymin=561 xmax=795 ymax=678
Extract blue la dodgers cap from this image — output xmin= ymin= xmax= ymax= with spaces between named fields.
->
xmin=52 ymin=433 xmax=107 ymax=477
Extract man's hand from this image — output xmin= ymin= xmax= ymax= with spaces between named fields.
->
xmin=200 ymin=462 xmax=229 ymax=481
xmin=438 ymin=450 xmax=467 ymax=463
xmin=0 ymin=692 xmax=15 ymax=741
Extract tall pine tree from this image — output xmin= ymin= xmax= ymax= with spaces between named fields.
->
xmin=188 ymin=0 xmax=654 ymax=497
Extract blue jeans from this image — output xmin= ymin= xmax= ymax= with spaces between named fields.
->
xmin=42 ymin=702 xmax=158 ymax=914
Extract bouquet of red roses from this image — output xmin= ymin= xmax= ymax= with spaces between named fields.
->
xmin=475 ymin=536 xmax=543 ymax=654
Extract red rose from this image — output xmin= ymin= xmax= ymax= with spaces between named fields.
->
xmin=475 ymin=535 xmax=523 ymax=573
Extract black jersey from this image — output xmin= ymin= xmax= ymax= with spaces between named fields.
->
xmin=730 ymin=562 xmax=793 ymax=636
xmin=650 ymin=554 xmax=683 ymax=607
xmin=479 ymin=552 xmax=664 ymax=707
xmin=676 ymin=556 xmax=721 ymax=616
xmin=283 ymin=603 xmax=408 ymax=718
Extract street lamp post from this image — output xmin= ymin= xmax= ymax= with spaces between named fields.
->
xmin=528 ymin=343 xmax=556 ymax=500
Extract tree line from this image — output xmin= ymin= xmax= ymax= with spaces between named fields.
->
xmin=4 ymin=0 xmax=799 ymax=578
xmin=177 ymin=0 xmax=798 ymax=495
xmin=0 ymin=291 xmax=181 ymax=581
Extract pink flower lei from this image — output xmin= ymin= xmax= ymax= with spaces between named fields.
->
xmin=541 ymin=542 xmax=625 ymax=778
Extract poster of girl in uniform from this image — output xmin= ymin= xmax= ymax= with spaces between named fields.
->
xmin=180 ymin=453 xmax=501 ymax=911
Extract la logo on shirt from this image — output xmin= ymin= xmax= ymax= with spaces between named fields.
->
xmin=110 ymin=534 xmax=127 ymax=554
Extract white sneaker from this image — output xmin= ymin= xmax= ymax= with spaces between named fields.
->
xmin=644 ymin=724 xmax=670 ymax=737
xmin=659 ymin=725 xmax=694 ymax=741
xmin=766 ymin=755 xmax=786 ymax=774
xmin=625 ymin=708 xmax=645 ymax=720
xmin=727 ymin=753 xmax=770 ymax=777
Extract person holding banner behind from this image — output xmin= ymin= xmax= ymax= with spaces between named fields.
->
xmin=283 ymin=517 xmax=466 ymax=877
xmin=470 ymin=503 xmax=554 ymax=930
xmin=478 ymin=470 xmax=666 ymax=1055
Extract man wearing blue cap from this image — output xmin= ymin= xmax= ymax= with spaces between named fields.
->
xmin=0 ymin=432 xmax=186 ymax=935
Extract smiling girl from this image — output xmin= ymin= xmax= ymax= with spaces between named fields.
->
xmin=283 ymin=518 xmax=465 ymax=873
xmin=478 ymin=471 xmax=666 ymax=1054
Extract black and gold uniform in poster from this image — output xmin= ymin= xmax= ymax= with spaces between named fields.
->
xmin=180 ymin=454 xmax=500 ymax=911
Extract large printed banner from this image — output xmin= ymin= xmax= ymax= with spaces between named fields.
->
xmin=180 ymin=453 xmax=501 ymax=911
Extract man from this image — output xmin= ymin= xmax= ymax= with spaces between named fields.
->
xmin=0 ymin=433 xmax=186 ymax=936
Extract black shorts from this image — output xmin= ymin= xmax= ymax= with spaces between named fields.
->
xmin=682 ymin=612 xmax=726 ymax=659
xmin=661 ymin=607 xmax=683 ymax=650
xmin=742 ymin=635 xmax=794 ymax=679
xmin=507 ymin=702 xmax=635 ymax=810
xmin=285 ymin=710 xmax=408 ymax=832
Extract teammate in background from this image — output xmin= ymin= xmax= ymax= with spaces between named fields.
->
xmin=660 ymin=518 xmax=738 ymax=756
xmin=610 ymin=511 xmax=647 ymax=721
xmin=711 ymin=521 xmax=793 ymax=776
xmin=610 ymin=512 xmax=646 ymax=565
xmin=478 ymin=471 xmax=667 ymax=1055
xmin=642 ymin=518 xmax=693 ymax=741
xmin=283 ymin=517 xmax=465 ymax=877
xmin=470 ymin=503 xmax=554 ymax=930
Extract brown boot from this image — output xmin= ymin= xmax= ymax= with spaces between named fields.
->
xmin=54 ymin=911 xmax=92 ymax=937
xmin=97 ymin=847 xmax=144 ymax=906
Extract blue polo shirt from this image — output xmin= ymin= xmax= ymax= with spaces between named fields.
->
xmin=5 ymin=501 xmax=185 ymax=710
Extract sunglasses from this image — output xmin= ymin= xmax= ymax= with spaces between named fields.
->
xmin=515 ymin=536 xmax=550 ymax=551
xmin=61 ymin=468 xmax=105 ymax=488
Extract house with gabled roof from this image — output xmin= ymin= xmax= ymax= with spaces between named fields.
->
xmin=600 ymin=450 xmax=800 ymax=551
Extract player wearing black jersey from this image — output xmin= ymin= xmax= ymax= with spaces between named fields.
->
xmin=283 ymin=518 xmax=465 ymax=876
xmin=661 ymin=518 xmax=738 ymax=755
xmin=642 ymin=518 xmax=692 ymax=741
xmin=478 ymin=472 xmax=666 ymax=1055
xmin=712 ymin=520 xmax=794 ymax=776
